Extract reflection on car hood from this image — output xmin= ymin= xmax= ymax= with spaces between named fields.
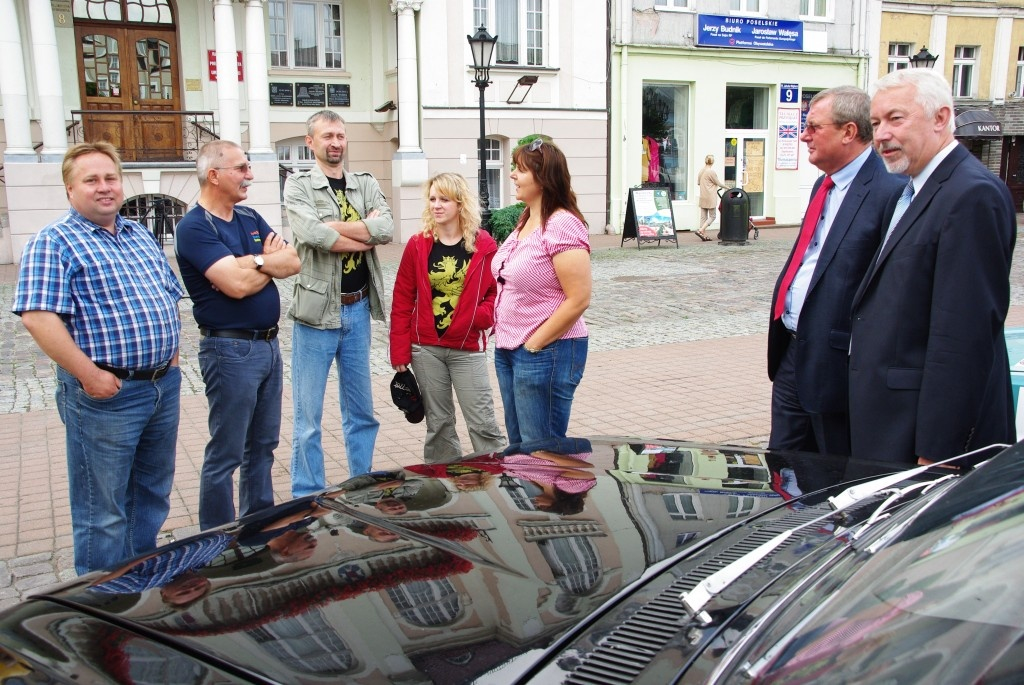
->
xmin=0 ymin=437 xmax=945 ymax=684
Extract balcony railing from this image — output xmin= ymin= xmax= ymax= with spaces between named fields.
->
xmin=69 ymin=110 xmax=219 ymax=163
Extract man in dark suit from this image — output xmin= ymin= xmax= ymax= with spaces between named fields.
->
xmin=768 ymin=86 xmax=906 ymax=455
xmin=850 ymin=68 xmax=1016 ymax=466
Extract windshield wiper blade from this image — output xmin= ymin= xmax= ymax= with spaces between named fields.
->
xmin=679 ymin=453 xmax=981 ymax=624
xmin=827 ymin=443 xmax=1004 ymax=511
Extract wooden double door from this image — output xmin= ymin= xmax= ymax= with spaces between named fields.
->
xmin=76 ymin=24 xmax=182 ymax=161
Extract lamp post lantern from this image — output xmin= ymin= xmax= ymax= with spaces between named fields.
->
xmin=909 ymin=46 xmax=938 ymax=69
xmin=467 ymin=25 xmax=498 ymax=231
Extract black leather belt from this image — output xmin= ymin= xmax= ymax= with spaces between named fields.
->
xmin=200 ymin=326 xmax=279 ymax=341
xmin=95 ymin=361 xmax=171 ymax=381
xmin=340 ymin=286 xmax=369 ymax=306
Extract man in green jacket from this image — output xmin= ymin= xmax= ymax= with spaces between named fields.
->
xmin=284 ymin=110 xmax=393 ymax=497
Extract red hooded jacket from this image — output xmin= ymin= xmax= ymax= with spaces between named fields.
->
xmin=389 ymin=230 xmax=498 ymax=366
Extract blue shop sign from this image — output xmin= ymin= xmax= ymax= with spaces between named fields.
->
xmin=697 ymin=14 xmax=803 ymax=52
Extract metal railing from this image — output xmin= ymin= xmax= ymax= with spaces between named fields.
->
xmin=69 ymin=110 xmax=219 ymax=162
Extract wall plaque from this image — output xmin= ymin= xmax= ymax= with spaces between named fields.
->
xmin=295 ymin=82 xmax=326 ymax=107
xmin=269 ymin=82 xmax=294 ymax=106
xmin=328 ymin=84 xmax=351 ymax=107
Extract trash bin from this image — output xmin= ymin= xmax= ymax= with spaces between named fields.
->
xmin=719 ymin=188 xmax=750 ymax=244
xmin=1005 ymin=328 xmax=1024 ymax=435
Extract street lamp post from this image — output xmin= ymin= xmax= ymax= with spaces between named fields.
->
xmin=467 ymin=26 xmax=498 ymax=231
xmin=909 ymin=46 xmax=938 ymax=69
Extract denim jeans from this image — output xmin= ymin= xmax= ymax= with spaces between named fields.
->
xmin=411 ymin=344 xmax=505 ymax=462
xmin=494 ymin=337 xmax=588 ymax=445
xmin=56 ymin=365 xmax=180 ymax=574
xmin=291 ymin=298 xmax=379 ymax=497
xmin=197 ymin=336 xmax=282 ymax=530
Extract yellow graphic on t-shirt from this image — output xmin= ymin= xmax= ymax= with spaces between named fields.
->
xmin=334 ymin=187 xmax=364 ymax=273
xmin=429 ymin=255 xmax=467 ymax=331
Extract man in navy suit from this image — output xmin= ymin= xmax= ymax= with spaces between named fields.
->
xmin=768 ymin=86 xmax=906 ymax=456
xmin=850 ymin=69 xmax=1016 ymax=466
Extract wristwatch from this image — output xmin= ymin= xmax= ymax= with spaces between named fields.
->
xmin=253 ymin=255 xmax=265 ymax=270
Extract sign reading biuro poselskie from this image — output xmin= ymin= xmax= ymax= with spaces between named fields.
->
xmin=697 ymin=14 xmax=803 ymax=52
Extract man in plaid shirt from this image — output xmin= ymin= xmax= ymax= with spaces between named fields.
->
xmin=12 ymin=142 xmax=184 ymax=575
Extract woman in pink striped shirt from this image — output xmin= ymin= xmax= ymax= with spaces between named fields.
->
xmin=491 ymin=138 xmax=592 ymax=444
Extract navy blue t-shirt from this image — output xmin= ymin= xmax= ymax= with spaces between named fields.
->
xmin=175 ymin=204 xmax=281 ymax=330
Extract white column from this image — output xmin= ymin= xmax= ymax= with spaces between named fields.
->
xmin=929 ymin=14 xmax=948 ymax=75
xmin=0 ymin=0 xmax=35 ymax=159
xmin=245 ymin=0 xmax=273 ymax=157
xmin=27 ymin=0 xmax=68 ymax=160
xmin=391 ymin=0 xmax=422 ymax=153
xmin=992 ymin=16 xmax=1013 ymax=104
xmin=213 ymin=0 xmax=241 ymax=143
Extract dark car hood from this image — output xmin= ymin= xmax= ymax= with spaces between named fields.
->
xmin=0 ymin=437 xmax=924 ymax=684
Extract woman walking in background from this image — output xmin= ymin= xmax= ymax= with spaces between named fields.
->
xmin=390 ymin=172 xmax=505 ymax=462
xmin=696 ymin=154 xmax=728 ymax=241
xmin=492 ymin=138 xmax=592 ymax=444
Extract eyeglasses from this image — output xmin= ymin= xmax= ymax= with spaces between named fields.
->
xmin=215 ymin=162 xmax=253 ymax=172
xmin=803 ymin=121 xmax=843 ymax=135
xmin=496 ymin=258 xmax=507 ymax=285
xmin=527 ymin=138 xmax=545 ymax=152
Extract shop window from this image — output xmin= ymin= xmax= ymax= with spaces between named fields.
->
xmin=474 ymin=0 xmax=545 ymax=66
xmin=641 ymin=83 xmax=690 ymax=201
xmin=268 ymin=0 xmax=344 ymax=69
xmin=952 ymin=46 xmax=977 ymax=98
xmin=725 ymin=85 xmax=768 ymax=130
xmin=888 ymin=43 xmax=911 ymax=73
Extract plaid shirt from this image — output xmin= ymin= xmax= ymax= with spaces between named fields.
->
xmin=12 ymin=208 xmax=183 ymax=369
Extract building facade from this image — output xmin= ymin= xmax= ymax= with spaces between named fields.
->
xmin=610 ymin=0 xmax=878 ymax=234
xmin=876 ymin=0 xmax=1024 ymax=210
xmin=0 ymin=0 xmax=608 ymax=263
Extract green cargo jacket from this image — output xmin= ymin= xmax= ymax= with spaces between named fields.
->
xmin=284 ymin=165 xmax=394 ymax=328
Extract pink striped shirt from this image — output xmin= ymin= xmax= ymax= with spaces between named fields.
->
xmin=491 ymin=209 xmax=590 ymax=349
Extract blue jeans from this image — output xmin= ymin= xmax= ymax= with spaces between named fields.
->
xmin=291 ymin=298 xmax=379 ymax=497
xmin=197 ymin=336 xmax=282 ymax=530
xmin=56 ymin=365 xmax=180 ymax=574
xmin=494 ymin=337 xmax=588 ymax=445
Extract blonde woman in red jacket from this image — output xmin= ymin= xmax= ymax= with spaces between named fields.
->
xmin=390 ymin=172 xmax=506 ymax=461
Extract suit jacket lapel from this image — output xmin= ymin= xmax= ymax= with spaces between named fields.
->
xmin=807 ymin=166 xmax=871 ymax=295
xmin=854 ymin=145 xmax=967 ymax=308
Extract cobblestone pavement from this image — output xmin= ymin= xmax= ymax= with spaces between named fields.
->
xmin=1 ymin=224 xmax=1023 ymax=607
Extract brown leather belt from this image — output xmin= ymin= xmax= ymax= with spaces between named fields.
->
xmin=95 ymin=361 xmax=171 ymax=381
xmin=341 ymin=286 xmax=369 ymax=306
xmin=200 ymin=326 xmax=279 ymax=341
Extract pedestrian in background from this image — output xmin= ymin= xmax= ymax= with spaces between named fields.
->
xmin=696 ymin=154 xmax=728 ymax=241
xmin=492 ymin=138 xmax=592 ymax=445
xmin=389 ymin=172 xmax=505 ymax=462
xmin=850 ymin=68 xmax=1016 ymax=465
xmin=12 ymin=142 xmax=183 ymax=574
xmin=284 ymin=110 xmax=394 ymax=496
xmin=175 ymin=140 xmax=300 ymax=530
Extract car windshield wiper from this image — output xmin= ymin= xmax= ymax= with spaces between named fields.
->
xmin=678 ymin=447 xmax=999 ymax=624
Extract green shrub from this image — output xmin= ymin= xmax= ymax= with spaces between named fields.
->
xmin=488 ymin=202 xmax=525 ymax=244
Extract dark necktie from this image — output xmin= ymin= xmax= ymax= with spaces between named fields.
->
xmin=773 ymin=175 xmax=835 ymax=320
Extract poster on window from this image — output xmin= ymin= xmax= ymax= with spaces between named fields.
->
xmin=776 ymin=107 xmax=800 ymax=171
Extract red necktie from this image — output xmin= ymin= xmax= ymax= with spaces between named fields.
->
xmin=773 ymin=175 xmax=834 ymax=320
